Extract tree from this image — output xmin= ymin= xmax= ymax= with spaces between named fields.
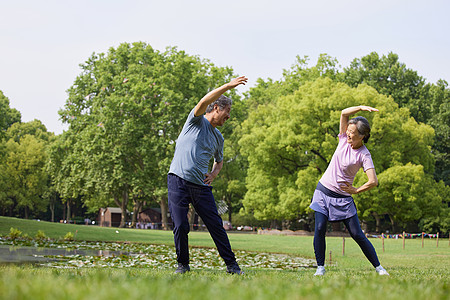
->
xmin=0 ymin=140 xmax=11 ymax=216
xmin=246 ymin=54 xmax=340 ymax=108
xmin=2 ymin=135 xmax=49 ymax=218
xmin=0 ymin=120 xmax=54 ymax=219
xmin=211 ymin=97 xmax=248 ymax=223
xmin=355 ymin=163 xmax=446 ymax=232
xmin=0 ymin=90 xmax=21 ymax=138
xmin=341 ymin=52 xmax=449 ymax=184
xmin=426 ymin=80 xmax=450 ymax=184
xmin=56 ymin=42 xmax=236 ymax=228
xmin=7 ymin=119 xmax=52 ymax=143
xmin=341 ymin=52 xmax=425 ymax=110
xmin=47 ymin=132 xmax=91 ymax=223
xmin=240 ymin=78 xmax=435 ymax=229
xmin=0 ymin=91 xmax=21 ymax=216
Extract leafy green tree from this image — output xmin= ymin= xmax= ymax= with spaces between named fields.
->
xmin=0 ymin=141 xmax=11 ymax=216
xmin=246 ymin=54 xmax=340 ymax=108
xmin=240 ymin=78 xmax=435 ymax=229
xmin=426 ymin=80 xmax=450 ymax=184
xmin=341 ymin=52 xmax=449 ymax=184
xmin=56 ymin=42 xmax=235 ymax=228
xmin=232 ymin=55 xmax=341 ymax=225
xmin=355 ymin=163 xmax=446 ymax=232
xmin=2 ymin=135 xmax=49 ymax=218
xmin=0 ymin=120 xmax=54 ymax=218
xmin=47 ymin=132 xmax=90 ymax=222
xmin=419 ymin=201 xmax=450 ymax=234
xmin=212 ymin=97 xmax=248 ymax=223
xmin=0 ymin=91 xmax=21 ymax=216
xmin=240 ymin=53 xmax=446 ymax=231
xmin=7 ymin=120 xmax=52 ymax=143
xmin=341 ymin=52 xmax=425 ymax=109
xmin=0 ymin=90 xmax=21 ymax=138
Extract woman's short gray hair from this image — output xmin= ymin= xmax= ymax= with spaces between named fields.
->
xmin=348 ymin=116 xmax=371 ymax=143
xmin=205 ymin=95 xmax=232 ymax=113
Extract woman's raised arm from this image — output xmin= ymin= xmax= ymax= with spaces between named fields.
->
xmin=340 ymin=106 xmax=379 ymax=134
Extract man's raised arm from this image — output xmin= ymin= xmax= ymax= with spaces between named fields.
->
xmin=194 ymin=76 xmax=248 ymax=117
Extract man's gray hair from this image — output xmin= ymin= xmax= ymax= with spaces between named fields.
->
xmin=205 ymin=95 xmax=232 ymax=113
xmin=348 ymin=116 xmax=371 ymax=143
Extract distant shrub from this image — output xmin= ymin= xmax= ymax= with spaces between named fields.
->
xmin=9 ymin=227 xmax=22 ymax=240
xmin=35 ymin=230 xmax=47 ymax=240
xmin=64 ymin=232 xmax=74 ymax=241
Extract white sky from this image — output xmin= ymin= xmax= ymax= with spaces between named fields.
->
xmin=1 ymin=0 xmax=449 ymax=135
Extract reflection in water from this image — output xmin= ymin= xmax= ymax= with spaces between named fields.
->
xmin=0 ymin=245 xmax=129 ymax=265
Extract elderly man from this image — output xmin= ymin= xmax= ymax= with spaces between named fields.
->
xmin=168 ymin=76 xmax=248 ymax=274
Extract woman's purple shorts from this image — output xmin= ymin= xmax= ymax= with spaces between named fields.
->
xmin=309 ymin=181 xmax=357 ymax=221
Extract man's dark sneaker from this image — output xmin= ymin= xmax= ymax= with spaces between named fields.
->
xmin=226 ymin=262 xmax=244 ymax=275
xmin=175 ymin=263 xmax=190 ymax=274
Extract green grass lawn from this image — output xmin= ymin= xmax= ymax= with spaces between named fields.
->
xmin=0 ymin=216 xmax=449 ymax=300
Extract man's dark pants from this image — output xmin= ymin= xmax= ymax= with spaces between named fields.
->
xmin=167 ymin=173 xmax=236 ymax=266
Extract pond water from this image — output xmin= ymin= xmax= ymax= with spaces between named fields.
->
xmin=0 ymin=240 xmax=315 ymax=270
xmin=0 ymin=245 xmax=129 ymax=265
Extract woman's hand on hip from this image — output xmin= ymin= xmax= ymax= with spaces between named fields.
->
xmin=339 ymin=182 xmax=358 ymax=194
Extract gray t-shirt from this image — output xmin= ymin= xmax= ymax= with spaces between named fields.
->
xmin=169 ymin=108 xmax=224 ymax=186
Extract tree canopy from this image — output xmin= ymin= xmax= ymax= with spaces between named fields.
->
xmin=0 ymin=120 xmax=54 ymax=218
xmin=341 ymin=52 xmax=449 ymax=184
xmin=0 ymin=90 xmax=21 ymax=139
xmin=50 ymin=42 xmax=237 ymax=227
xmin=240 ymin=77 xmax=437 ymax=226
xmin=1 ymin=48 xmax=448 ymax=233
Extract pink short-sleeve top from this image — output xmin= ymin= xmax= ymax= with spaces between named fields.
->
xmin=319 ymin=133 xmax=375 ymax=196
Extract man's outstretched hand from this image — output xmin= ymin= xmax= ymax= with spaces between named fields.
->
xmin=227 ymin=76 xmax=248 ymax=89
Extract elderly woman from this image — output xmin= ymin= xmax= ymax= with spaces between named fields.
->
xmin=309 ymin=105 xmax=389 ymax=276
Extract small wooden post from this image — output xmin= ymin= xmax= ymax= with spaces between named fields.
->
xmin=329 ymin=251 xmax=332 ymax=265
xmin=402 ymin=231 xmax=406 ymax=250
xmin=342 ymin=237 xmax=345 ymax=256
xmin=436 ymin=232 xmax=439 ymax=248
xmin=422 ymin=232 xmax=425 ymax=248
xmin=382 ymin=233 xmax=385 ymax=253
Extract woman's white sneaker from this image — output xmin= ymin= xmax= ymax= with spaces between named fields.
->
xmin=375 ymin=265 xmax=389 ymax=275
xmin=314 ymin=266 xmax=326 ymax=276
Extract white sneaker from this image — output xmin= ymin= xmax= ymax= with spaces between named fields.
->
xmin=314 ymin=266 xmax=326 ymax=276
xmin=375 ymin=265 xmax=389 ymax=276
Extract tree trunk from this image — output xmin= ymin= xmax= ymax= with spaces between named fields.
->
xmin=227 ymin=194 xmax=232 ymax=223
xmin=131 ymin=199 xmax=143 ymax=227
xmin=113 ymin=194 xmax=121 ymax=207
xmin=270 ymin=220 xmax=279 ymax=229
xmin=388 ymin=214 xmax=395 ymax=233
xmin=160 ymin=196 xmax=169 ymax=230
xmin=49 ymin=200 xmax=55 ymax=222
xmin=361 ymin=219 xmax=368 ymax=234
xmin=24 ymin=206 xmax=29 ymax=219
xmin=62 ymin=201 xmax=66 ymax=222
xmin=373 ymin=212 xmax=381 ymax=233
xmin=119 ymin=188 xmax=129 ymax=228
xmin=66 ymin=200 xmax=71 ymax=223
xmin=188 ymin=205 xmax=196 ymax=231
xmin=9 ymin=199 xmax=14 ymax=217
xmin=282 ymin=219 xmax=290 ymax=230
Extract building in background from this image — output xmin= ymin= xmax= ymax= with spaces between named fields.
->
xmin=98 ymin=207 xmax=123 ymax=227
